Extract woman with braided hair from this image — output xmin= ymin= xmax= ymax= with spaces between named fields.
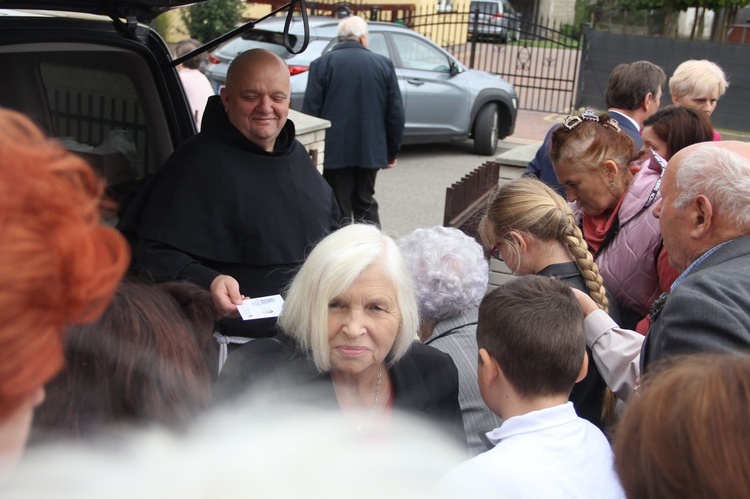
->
xmin=479 ymin=176 xmax=619 ymax=431
xmin=551 ymin=111 xmax=679 ymax=332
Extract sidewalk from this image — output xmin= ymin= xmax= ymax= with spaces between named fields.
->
xmin=493 ymin=109 xmax=565 ymax=182
xmin=506 ymin=109 xmax=567 ymax=144
xmin=496 ymin=109 xmax=565 ymax=168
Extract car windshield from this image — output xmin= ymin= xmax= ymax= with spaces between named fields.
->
xmin=286 ymin=39 xmax=331 ymax=65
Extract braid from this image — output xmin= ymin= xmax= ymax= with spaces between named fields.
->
xmin=560 ymin=217 xmax=610 ymax=314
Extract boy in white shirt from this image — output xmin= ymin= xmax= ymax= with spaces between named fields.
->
xmin=440 ymin=276 xmax=624 ymax=498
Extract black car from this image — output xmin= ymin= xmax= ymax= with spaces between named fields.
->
xmin=0 ymin=1 xmax=200 ymax=192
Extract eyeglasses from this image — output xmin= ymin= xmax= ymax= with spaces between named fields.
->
xmin=489 ymin=243 xmax=504 ymax=261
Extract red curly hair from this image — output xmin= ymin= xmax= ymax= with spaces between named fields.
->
xmin=0 ymin=109 xmax=130 ymax=419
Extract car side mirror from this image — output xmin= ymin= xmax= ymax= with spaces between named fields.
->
xmin=449 ymin=60 xmax=460 ymax=76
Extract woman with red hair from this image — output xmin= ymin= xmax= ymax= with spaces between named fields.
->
xmin=0 ymin=109 xmax=129 ymax=476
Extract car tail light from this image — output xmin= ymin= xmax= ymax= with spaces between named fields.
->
xmin=208 ymin=54 xmax=220 ymax=64
xmin=493 ymin=12 xmax=504 ymax=18
xmin=288 ymin=65 xmax=309 ymax=75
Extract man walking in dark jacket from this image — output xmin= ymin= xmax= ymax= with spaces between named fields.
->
xmin=303 ymin=15 xmax=405 ymax=227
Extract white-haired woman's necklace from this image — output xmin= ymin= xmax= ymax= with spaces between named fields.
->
xmin=371 ymin=366 xmax=382 ymax=412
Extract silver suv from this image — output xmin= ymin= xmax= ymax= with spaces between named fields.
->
xmin=205 ymin=16 xmax=518 ymax=155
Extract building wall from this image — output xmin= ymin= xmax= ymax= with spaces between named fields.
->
xmin=677 ymin=8 xmax=714 ymax=39
xmin=539 ymin=0 xmax=575 ymax=25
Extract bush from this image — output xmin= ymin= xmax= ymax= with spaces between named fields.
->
xmin=560 ymin=23 xmax=581 ymax=39
xmin=181 ymin=0 xmax=244 ymax=43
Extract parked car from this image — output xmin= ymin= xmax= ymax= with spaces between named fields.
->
xmin=467 ymin=0 xmax=522 ymax=43
xmin=205 ymin=16 xmax=518 ymax=155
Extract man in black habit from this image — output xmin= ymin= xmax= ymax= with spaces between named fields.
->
xmin=129 ymin=49 xmax=339 ymax=346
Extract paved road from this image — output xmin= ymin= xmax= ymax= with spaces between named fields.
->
xmin=376 ymin=109 xmax=563 ymax=238
xmin=377 ymin=139 xmax=517 ymax=238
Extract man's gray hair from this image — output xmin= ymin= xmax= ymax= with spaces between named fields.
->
xmin=399 ymin=226 xmax=489 ymax=323
xmin=674 ymin=144 xmax=750 ymax=232
xmin=337 ymin=15 xmax=369 ymax=42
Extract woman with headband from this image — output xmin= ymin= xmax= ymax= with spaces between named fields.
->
xmin=551 ymin=111 xmax=678 ymax=331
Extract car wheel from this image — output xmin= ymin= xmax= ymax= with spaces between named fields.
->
xmin=474 ymin=103 xmax=499 ymax=156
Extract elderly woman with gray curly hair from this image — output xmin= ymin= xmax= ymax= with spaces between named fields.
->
xmin=399 ymin=226 xmax=502 ymax=456
xmin=215 ymin=224 xmax=464 ymax=443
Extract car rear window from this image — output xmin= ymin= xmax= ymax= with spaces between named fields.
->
xmin=221 ymin=29 xmax=298 ymax=58
xmin=470 ymin=1 xmax=500 ymax=14
xmin=39 ymin=62 xmax=146 ymax=184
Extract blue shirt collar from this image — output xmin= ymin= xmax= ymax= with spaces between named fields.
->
xmin=671 ymin=241 xmax=730 ymax=290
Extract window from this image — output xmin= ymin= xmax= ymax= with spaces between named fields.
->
xmin=40 ymin=62 xmax=145 ymax=183
xmin=391 ymin=34 xmax=450 ymax=72
xmin=470 ymin=1 xmax=499 ymax=15
xmin=368 ymin=32 xmax=389 ymax=59
xmin=436 ymin=0 xmax=453 ymax=12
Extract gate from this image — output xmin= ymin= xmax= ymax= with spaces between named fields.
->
xmin=401 ymin=7 xmax=582 ymax=113
xmin=318 ymin=3 xmax=583 ymax=114
xmin=301 ymin=2 xmax=583 ymax=113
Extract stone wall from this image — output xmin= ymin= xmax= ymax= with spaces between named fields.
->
xmin=288 ymin=110 xmax=330 ymax=174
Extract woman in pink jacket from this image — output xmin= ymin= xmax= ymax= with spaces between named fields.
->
xmin=551 ymin=111 xmax=679 ymax=331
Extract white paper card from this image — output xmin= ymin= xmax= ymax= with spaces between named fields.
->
xmin=237 ymin=294 xmax=284 ymax=321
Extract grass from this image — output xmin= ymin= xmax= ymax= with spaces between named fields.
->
xmin=507 ymin=38 xmax=580 ymax=49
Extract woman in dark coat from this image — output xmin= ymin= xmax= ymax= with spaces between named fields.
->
xmin=216 ymin=224 xmax=464 ymax=443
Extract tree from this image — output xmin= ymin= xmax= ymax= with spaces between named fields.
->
xmin=181 ymin=0 xmax=244 ymax=43
xmin=630 ymin=0 xmax=748 ymax=37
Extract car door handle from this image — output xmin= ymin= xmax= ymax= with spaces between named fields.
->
xmin=407 ymin=79 xmax=425 ymax=86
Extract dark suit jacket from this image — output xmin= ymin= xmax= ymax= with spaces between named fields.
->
xmin=302 ymin=41 xmax=405 ymax=170
xmin=215 ymin=333 xmax=465 ymax=444
xmin=608 ymin=110 xmax=643 ymax=150
xmin=642 ymin=234 xmax=750 ymax=369
xmin=525 ymin=110 xmax=642 ymax=198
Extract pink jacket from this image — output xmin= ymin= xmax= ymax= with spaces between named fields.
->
xmin=574 ymin=155 xmax=666 ymax=316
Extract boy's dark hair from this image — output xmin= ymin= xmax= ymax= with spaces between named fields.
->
xmin=477 ymin=275 xmax=584 ymax=398
xmin=605 ymin=61 xmax=666 ymax=110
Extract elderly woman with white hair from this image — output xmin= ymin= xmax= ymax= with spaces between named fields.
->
xmin=216 ymin=224 xmax=464 ymax=439
xmin=399 ymin=226 xmax=502 ymax=455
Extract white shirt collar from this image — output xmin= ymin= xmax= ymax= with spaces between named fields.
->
xmin=485 ymin=402 xmax=578 ymax=445
xmin=608 ymin=109 xmax=640 ymax=132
